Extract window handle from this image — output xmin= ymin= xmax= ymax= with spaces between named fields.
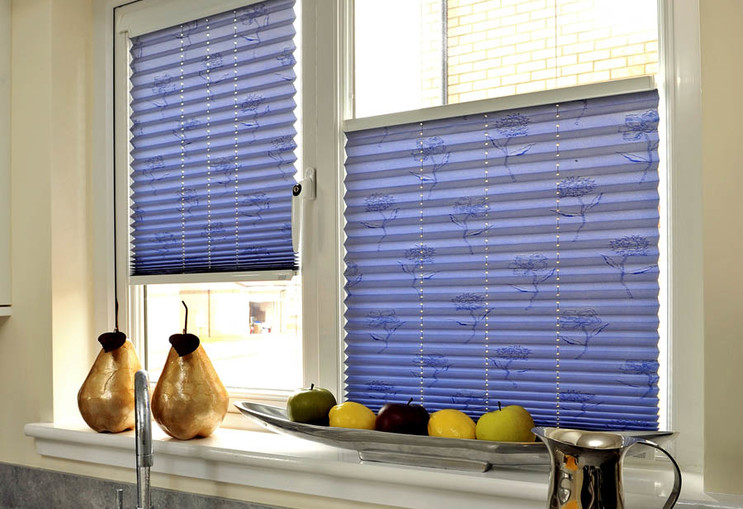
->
xmin=292 ymin=168 xmax=316 ymax=253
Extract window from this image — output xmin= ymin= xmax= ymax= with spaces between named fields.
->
xmin=345 ymin=0 xmax=664 ymax=430
xmin=144 ymin=280 xmax=301 ymax=390
xmin=353 ymin=0 xmax=658 ymax=116
xmin=113 ymin=0 xmax=666 ymax=431
xmin=114 ymin=0 xmax=305 ymax=397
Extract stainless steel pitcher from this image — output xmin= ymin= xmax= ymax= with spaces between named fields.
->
xmin=533 ymin=427 xmax=682 ymax=509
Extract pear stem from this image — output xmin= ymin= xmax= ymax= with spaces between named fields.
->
xmin=498 ymin=401 xmax=502 ymax=411
xmin=310 ymin=383 xmax=314 ymax=390
xmin=182 ymin=300 xmax=188 ymax=334
xmin=407 ymin=397 xmax=414 ymax=406
xmin=114 ymin=298 xmax=119 ymax=333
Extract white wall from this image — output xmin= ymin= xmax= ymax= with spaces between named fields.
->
xmin=0 ymin=0 xmax=10 ymax=306
xmin=700 ymin=0 xmax=743 ymax=496
xmin=0 ymin=0 xmax=56 ymax=467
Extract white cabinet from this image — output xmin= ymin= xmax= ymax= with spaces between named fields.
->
xmin=0 ymin=0 xmax=10 ymax=312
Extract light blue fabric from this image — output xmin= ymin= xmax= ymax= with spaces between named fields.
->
xmin=344 ymin=91 xmax=660 ymax=430
xmin=128 ymin=0 xmax=297 ymax=275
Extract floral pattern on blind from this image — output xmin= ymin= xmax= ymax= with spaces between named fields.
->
xmin=344 ymin=90 xmax=661 ymax=430
xmin=128 ymin=0 xmax=298 ymax=276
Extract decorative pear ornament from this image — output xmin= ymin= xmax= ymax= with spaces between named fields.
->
xmin=151 ymin=301 xmax=229 ymax=440
xmin=78 ymin=302 xmax=142 ymax=433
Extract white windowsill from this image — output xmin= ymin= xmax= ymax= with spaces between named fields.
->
xmin=24 ymin=423 xmax=743 ymax=509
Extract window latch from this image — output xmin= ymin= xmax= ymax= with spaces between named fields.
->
xmin=292 ymin=168 xmax=316 ymax=252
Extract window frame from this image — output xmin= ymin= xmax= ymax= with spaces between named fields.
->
xmin=110 ymin=0 xmax=344 ymax=416
xmin=342 ymin=0 xmax=666 ymax=427
xmin=336 ymin=0 xmax=704 ymax=467
xmin=97 ymin=0 xmax=704 ymax=469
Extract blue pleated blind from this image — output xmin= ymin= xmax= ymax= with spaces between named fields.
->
xmin=344 ymin=90 xmax=661 ymax=430
xmin=128 ymin=0 xmax=298 ymax=276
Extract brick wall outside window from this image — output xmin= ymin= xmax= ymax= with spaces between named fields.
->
xmin=420 ymin=0 xmax=658 ymax=106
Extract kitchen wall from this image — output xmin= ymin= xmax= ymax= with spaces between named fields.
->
xmin=700 ymin=0 xmax=743 ymax=496
xmin=0 ymin=0 xmax=740 ymax=504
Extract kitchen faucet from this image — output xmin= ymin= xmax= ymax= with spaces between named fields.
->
xmin=134 ymin=369 xmax=153 ymax=509
xmin=115 ymin=369 xmax=153 ymax=509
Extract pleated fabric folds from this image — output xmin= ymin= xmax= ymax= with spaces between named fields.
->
xmin=344 ymin=90 xmax=661 ymax=430
xmin=129 ymin=0 xmax=298 ymax=276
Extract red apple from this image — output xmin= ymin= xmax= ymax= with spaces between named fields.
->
xmin=375 ymin=398 xmax=429 ymax=435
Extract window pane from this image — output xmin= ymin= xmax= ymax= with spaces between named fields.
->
xmin=446 ymin=0 xmax=658 ymax=102
xmin=144 ymin=280 xmax=302 ymax=391
xmin=353 ymin=0 xmax=658 ymax=117
xmin=354 ymin=0 xmax=444 ymax=117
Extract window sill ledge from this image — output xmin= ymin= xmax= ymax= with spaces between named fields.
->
xmin=24 ymin=422 xmax=740 ymax=509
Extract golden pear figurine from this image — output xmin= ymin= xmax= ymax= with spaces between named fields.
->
xmin=151 ymin=301 xmax=228 ymax=440
xmin=78 ymin=316 xmax=142 ymax=433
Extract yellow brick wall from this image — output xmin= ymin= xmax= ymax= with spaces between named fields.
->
xmin=440 ymin=0 xmax=658 ymax=104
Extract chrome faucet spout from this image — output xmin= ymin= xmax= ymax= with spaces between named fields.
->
xmin=134 ymin=370 xmax=153 ymax=509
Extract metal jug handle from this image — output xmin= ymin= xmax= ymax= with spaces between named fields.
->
xmin=634 ymin=439 xmax=682 ymax=509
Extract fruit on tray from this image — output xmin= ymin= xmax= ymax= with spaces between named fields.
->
xmin=78 ymin=303 xmax=143 ymax=433
xmin=427 ymin=409 xmax=476 ymax=439
xmin=286 ymin=384 xmax=338 ymax=426
xmin=475 ymin=403 xmax=535 ymax=442
xmin=375 ymin=398 xmax=429 ymax=435
xmin=151 ymin=301 xmax=229 ymax=440
xmin=328 ymin=401 xmax=376 ymax=430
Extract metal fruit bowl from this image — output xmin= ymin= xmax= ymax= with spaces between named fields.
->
xmin=235 ymin=402 xmax=676 ymax=472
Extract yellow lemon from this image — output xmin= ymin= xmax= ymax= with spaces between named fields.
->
xmin=328 ymin=401 xmax=376 ymax=430
xmin=427 ymin=409 xmax=476 ymax=439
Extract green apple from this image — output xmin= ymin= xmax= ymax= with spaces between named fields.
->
xmin=286 ymin=384 xmax=337 ymax=426
xmin=475 ymin=403 xmax=535 ymax=442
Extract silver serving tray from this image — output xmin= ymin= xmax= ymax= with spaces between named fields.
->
xmin=235 ymin=402 xmax=675 ymax=472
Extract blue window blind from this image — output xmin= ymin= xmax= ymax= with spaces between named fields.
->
xmin=344 ymin=90 xmax=661 ymax=431
xmin=128 ymin=0 xmax=297 ymax=276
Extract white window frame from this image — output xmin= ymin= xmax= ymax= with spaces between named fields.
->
xmin=95 ymin=0 xmax=704 ymax=471
xmin=109 ymin=0 xmax=344 ymax=423
xmin=338 ymin=0 xmax=701 ymax=464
